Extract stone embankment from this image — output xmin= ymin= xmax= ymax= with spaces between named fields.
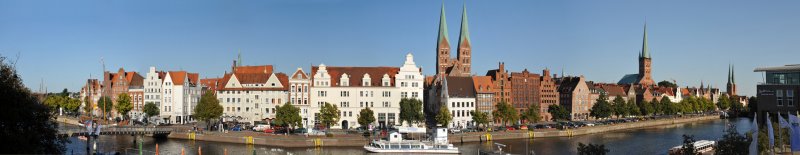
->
xmin=167 ymin=115 xmax=719 ymax=147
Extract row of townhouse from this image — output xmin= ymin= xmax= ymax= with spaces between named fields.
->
xmin=196 ymin=53 xmax=424 ymax=129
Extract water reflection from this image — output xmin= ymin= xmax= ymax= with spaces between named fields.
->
xmin=66 ymin=118 xmax=751 ymax=155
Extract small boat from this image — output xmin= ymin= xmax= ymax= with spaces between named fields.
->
xmin=479 ymin=143 xmax=521 ymax=155
xmin=364 ymin=128 xmax=459 ymax=154
xmin=668 ymin=140 xmax=715 ymax=155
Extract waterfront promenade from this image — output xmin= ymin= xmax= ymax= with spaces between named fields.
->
xmin=164 ymin=115 xmax=719 ymax=147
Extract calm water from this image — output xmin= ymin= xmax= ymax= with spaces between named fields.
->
xmin=65 ymin=118 xmax=752 ymax=155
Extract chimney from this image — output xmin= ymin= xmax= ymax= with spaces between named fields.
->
xmin=232 ymin=60 xmax=237 ymax=72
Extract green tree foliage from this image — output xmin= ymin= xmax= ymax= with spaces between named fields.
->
xmin=97 ymin=96 xmax=113 ymax=117
xmin=358 ymin=107 xmax=376 ymax=128
xmin=717 ymin=95 xmax=731 ymax=110
xmin=714 ymin=124 xmax=751 ymax=155
xmin=548 ymin=104 xmax=571 ymax=121
xmin=747 ymin=97 xmax=758 ymax=113
xmin=274 ymin=103 xmax=302 ymax=130
xmin=757 ymin=121 xmax=790 ymax=153
xmin=493 ymin=101 xmax=519 ymax=126
xmin=83 ymin=96 xmax=93 ymax=114
xmin=657 ymin=80 xmax=678 ymax=88
xmin=521 ymin=104 xmax=542 ymax=124
xmin=194 ymin=90 xmax=223 ymax=129
xmin=435 ymin=106 xmax=452 ymax=127
xmin=60 ymin=88 xmax=69 ymax=97
xmin=143 ymin=102 xmax=159 ymax=117
xmin=399 ymin=98 xmax=424 ymax=126
xmin=590 ymin=93 xmax=613 ymax=119
xmin=640 ymin=100 xmax=655 ymax=116
xmin=612 ymin=96 xmax=627 ymax=118
xmin=42 ymin=95 xmax=81 ymax=114
xmin=0 ymin=56 xmax=66 ymax=153
xmin=627 ymin=98 xmax=640 ymax=116
xmin=681 ymin=134 xmax=698 ymax=155
xmin=660 ymin=97 xmax=676 ymax=115
xmin=115 ymin=93 xmax=133 ymax=119
xmin=471 ymin=111 xmax=489 ymax=129
xmin=319 ymin=102 xmax=340 ymax=129
xmin=730 ymin=97 xmax=745 ymax=112
xmin=577 ymin=142 xmax=610 ymax=155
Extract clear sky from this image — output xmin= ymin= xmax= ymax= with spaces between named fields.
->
xmin=1 ymin=0 xmax=798 ymax=96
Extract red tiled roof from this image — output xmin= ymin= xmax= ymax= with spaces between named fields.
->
xmin=311 ymin=66 xmax=400 ymax=87
xmin=234 ymin=65 xmax=273 ymax=74
xmin=200 ymin=78 xmax=221 ymax=91
xmin=599 ymin=84 xmax=626 ymax=97
xmin=472 ymin=76 xmax=494 ymax=93
xmin=169 ymin=71 xmax=187 ymax=85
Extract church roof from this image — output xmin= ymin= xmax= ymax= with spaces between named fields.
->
xmin=618 ymin=74 xmax=639 ymax=85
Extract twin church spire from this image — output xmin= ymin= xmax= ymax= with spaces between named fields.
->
xmin=436 ymin=2 xmax=472 ymax=77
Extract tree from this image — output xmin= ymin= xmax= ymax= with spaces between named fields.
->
xmin=97 ymin=96 xmax=113 ymax=119
xmin=612 ymin=96 xmax=627 ymax=118
xmin=471 ymin=111 xmax=489 ymax=129
xmin=714 ymin=124 xmax=751 ymax=155
xmin=590 ymin=93 xmax=613 ymax=119
xmin=83 ymin=96 xmax=93 ymax=115
xmin=493 ymin=101 xmax=519 ymax=126
xmin=399 ymin=98 xmax=424 ymax=127
xmin=660 ymin=97 xmax=675 ymax=115
xmin=194 ymin=90 xmax=223 ymax=129
xmin=274 ymin=103 xmax=302 ymax=130
xmin=548 ymin=104 xmax=571 ymax=121
xmin=358 ymin=107 xmax=376 ymax=128
xmin=0 ymin=56 xmax=66 ymax=153
xmin=62 ymin=97 xmax=81 ymax=113
xmin=435 ymin=106 xmax=452 ymax=127
xmin=319 ymin=102 xmax=340 ymax=129
xmin=717 ymin=95 xmax=731 ymax=110
xmin=658 ymin=80 xmax=678 ymax=88
xmin=747 ymin=96 xmax=758 ymax=113
xmin=681 ymin=134 xmax=698 ymax=155
xmin=143 ymin=102 xmax=159 ymax=118
xmin=627 ymin=98 xmax=641 ymax=116
xmin=115 ymin=93 xmax=133 ymax=119
xmin=521 ymin=104 xmax=542 ymax=124
xmin=577 ymin=142 xmax=610 ymax=155
xmin=640 ymin=100 xmax=655 ymax=116
xmin=60 ymin=88 xmax=70 ymax=97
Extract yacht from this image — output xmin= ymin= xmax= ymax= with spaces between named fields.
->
xmin=364 ymin=128 xmax=459 ymax=154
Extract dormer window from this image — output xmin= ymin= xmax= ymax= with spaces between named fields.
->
xmin=340 ymin=73 xmax=350 ymax=86
xmin=362 ymin=73 xmax=371 ymax=86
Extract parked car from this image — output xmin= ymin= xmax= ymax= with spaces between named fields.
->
xmin=263 ymin=128 xmax=274 ymax=134
xmin=252 ymin=124 xmax=269 ymax=131
xmin=505 ymin=126 xmax=515 ymax=131
xmin=231 ymin=124 xmax=242 ymax=131
xmin=293 ymin=128 xmax=308 ymax=134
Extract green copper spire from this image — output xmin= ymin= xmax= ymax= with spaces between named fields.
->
xmin=237 ymin=49 xmax=242 ymax=66
xmin=731 ymin=64 xmax=735 ymax=84
xmin=640 ymin=23 xmax=650 ymax=58
xmin=437 ymin=3 xmax=450 ymax=46
xmin=457 ymin=3 xmax=470 ymax=49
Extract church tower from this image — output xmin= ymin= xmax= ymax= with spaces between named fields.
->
xmin=637 ymin=23 xmax=654 ymax=86
xmin=456 ymin=4 xmax=472 ymax=77
xmin=436 ymin=4 xmax=451 ymax=76
xmin=727 ymin=64 xmax=737 ymax=96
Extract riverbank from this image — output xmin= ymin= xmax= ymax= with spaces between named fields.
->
xmin=165 ymin=115 xmax=719 ymax=147
xmin=448 ymin=115 xmax=719 ymax=143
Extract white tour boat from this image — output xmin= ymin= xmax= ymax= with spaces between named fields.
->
xmin=668 ymin=140 xmax=715 ymax=155
xmin=364 ymin=128 xmax=459 ymax=154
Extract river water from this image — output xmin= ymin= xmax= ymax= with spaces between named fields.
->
xmin=65 ymin=117 xmax=752 ymax=155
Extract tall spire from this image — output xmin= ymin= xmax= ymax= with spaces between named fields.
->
xmin=457 ymin=3 xmax=470 ymax=51
xmin=237 ymin=49 xmax=242 ymax=66
xmin=640 ymin=22 xmax=650 ymax=58
xmin=727 ymin=64 xmax=732 ymax=84
xmin=731 ymin=64 xmax=735 ymax=84
xmin=437 ymin=3 xmax=450 ymax=47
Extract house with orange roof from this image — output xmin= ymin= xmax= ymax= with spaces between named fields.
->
xmin=215 ymin=63 xmax=289 ymax=124
xmin=308 ymin=53 xmax=423 ymax=129
xmin=158 ymin=70 xmax=201 ymax=124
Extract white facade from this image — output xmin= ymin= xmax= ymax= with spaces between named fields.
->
xmin=445 ymin=98 xmax=475 ymax=128
xmin=289 ymin=68 xmax=312 ymax=128
xmin=144 ymin=67 xmax=163 ymax=113
xmin=309 ymin=54 xmax=424 ymax=129
xmin=216 ymin=68 xmax=289 ymax=124
xmin=159 ymin=71 xmax=202 ymax=124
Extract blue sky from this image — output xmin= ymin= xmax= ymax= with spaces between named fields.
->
xmin=1 ymin=0 xmax=798 ymax=96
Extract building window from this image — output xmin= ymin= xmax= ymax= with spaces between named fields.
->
xmin=383 ymin=101 xmax=389 ymax=107
xmin=789 ymin=90 xmax=795 ymax=107
xmin=778 ymin=89 xmax=784 ymax=106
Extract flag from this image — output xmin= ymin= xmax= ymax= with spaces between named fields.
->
xmin=779 ymin=114 xmax=792 ymax=129
xmin=791 ymin=114 xmax=800 ymax=151
xmin=767 ymin=112 xmax=775 ymax=148
xmin=750 ymin=114 xmax=759 ymax=155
